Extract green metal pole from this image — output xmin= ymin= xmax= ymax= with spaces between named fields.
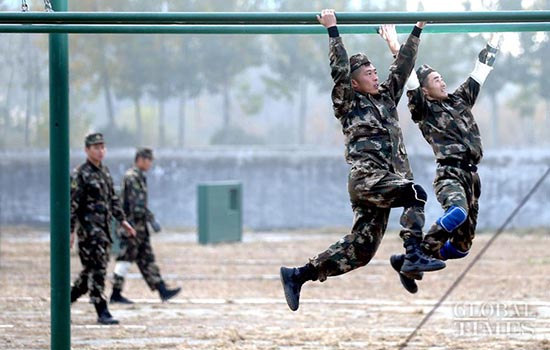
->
xmin=49 ymin=0 xmax=70 ymax=349
xmin=1 ymin=10 xmax=550 ymax=24
xmin=2 ymin=22 xmax=550 ymax=34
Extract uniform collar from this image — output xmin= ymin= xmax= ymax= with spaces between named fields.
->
xmin=132 ymin=166 xmax=145 ymax=177
xmin=426 ymin=92 xmax=455 ymax=105
xmin=86 ymin=158 xmax=103 ymax=170
xmin=356 ymin=91 xmax=380 ymax=108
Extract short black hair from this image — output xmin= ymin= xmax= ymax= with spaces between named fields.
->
xmin=135 ymin=147 xmax=153 ymax=162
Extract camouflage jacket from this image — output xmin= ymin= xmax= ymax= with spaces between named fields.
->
xmin=407 ymin=78 xmax=483 ymax=165
xmin=329 ymin=33 xmax=420 ymax=187
xmin=70 ymin=159 xmax=126 ymax=233
xmin=120 ymin=166 xmax=155 ymax=225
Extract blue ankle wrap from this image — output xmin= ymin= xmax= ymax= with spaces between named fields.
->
xmin=436 ymin=205 xmax=467 ymax=232
xmin=439 ymin=240 xmax=469 ymax=260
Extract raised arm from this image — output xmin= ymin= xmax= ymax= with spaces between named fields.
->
xmin=379 ymin=24 xmax=421 ymax=92
xmin=379 ymin=24 xmax=401 ymax=57
xmin=318 ymin=9 xmax=354 ymax=120
xmin=471 ymin=33 xmax=501 ymax=85
xmin=381 ymin=22 xmax=426 ymax=103
xmin=456 ymin=33 xmax=502 ymax=106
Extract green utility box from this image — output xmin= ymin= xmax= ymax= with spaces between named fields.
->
xmin=197 ymin=182 xmax=243 ymax=245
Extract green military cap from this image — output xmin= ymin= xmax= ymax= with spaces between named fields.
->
xmin=136 ymin=147 xmax=154 ymax=160
xmin=349 ymin=53 xmax=371 ymax=73
xmin=85 ymin=132 xmax=104 ymax=147
xmin=416 ymin=64 xmax=436 ymax=87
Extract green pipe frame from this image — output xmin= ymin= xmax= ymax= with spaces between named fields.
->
xmin=1 ymin=23 xmax=550 ymax=34
xmin=49 ymin=0 xmax=70 ymax=350
xmin=1 ymin=11 xmax=550 ymax=25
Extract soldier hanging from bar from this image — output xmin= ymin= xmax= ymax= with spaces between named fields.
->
xmin=280 ymin=9 xmax=445 ymax=311
xmin=379 ymin=23 xmax=502 ymax=293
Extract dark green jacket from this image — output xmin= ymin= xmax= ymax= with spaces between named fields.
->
xmin=70 ymin=160 xmax=125 ymax=233
xmin=329 ymin=32 xmax=420 ymax=189
xmin=120 ymin=166 xmax=155 ymax=226
xmin=407 ymin=77 xmax=483 ymax=164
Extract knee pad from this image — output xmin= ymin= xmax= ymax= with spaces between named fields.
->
xmin=403 ymin=184 xmax=427 ymax=207
xmin=437 ymin=205 xmax=467 ymax=232
xmin=439 ymin=240 xmax=469 ymax=260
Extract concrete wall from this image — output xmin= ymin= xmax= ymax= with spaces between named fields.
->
xmin=1 ymin=148 xmax=549 ymax=231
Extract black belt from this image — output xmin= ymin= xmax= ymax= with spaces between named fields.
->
xmin=437 ymin=159 xmax=478 ymax=172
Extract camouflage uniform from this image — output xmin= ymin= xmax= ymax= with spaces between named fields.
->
xmin=113 ymin=166 xmax=163 ymax=291
xmin=408 ymin=62 xmax=487 ymax=257
xmin=70 ymin=150 xmax=126 ymax=304
xmin=310 ymin=28 xmax=425 ymax=282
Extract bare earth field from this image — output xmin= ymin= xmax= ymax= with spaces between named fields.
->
xmin=1 ymin=227 xmax=549 ymax=350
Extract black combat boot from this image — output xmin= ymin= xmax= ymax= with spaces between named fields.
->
xmin=70 ymin=288 xmax=80 ymax=304
xmin=157 ymin=281 xmax=181 ymax=302
xmin=94 ymin=300 xmax=119 ymax=325
xmin=401 ymin=238 xmax=446 ymax=274
xmin=280 ymin=263 xmax=318 ymax=311
xmin=390 ymin=254 xmax=423 ymax=294
xmin=110 ymin=288 xmax=134 ymax=304
xmin=70 ymin=285 xmax=87 ymax=304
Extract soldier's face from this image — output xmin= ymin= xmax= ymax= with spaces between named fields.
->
xmin=351 ymin=64 xmax=379 ymax=95
xmin=136 ymin=157 xmax=153 ymax=172
xmin=85 ymin=143 xmax=106 ymax=164
xmin=422 ymin=71 xmax=448 ymax=101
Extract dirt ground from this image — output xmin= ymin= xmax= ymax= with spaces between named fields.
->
xmin=0 ymin=226 xmax=549 ymax=350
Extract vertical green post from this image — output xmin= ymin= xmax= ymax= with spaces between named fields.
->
xmin=49 ymin=0 xmax=70 ymax=349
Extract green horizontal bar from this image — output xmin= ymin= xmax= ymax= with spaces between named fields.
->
xmin=1 ymin=11 xmax=550 ymax=25
xmin=1 ymin=23 xmax=550 ymax=34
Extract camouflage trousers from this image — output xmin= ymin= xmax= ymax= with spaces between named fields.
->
xmin=423 ymin=165 xmax=481 ymax=256
xmin=310 ymin=169 xmax=425 ymax=282
xmin=71 ymin=225 xmax=111 ymax=304
xmin=113 ymin=221 xmax=162 ymax=291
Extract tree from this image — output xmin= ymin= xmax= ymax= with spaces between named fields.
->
xmin=262 ymin=35 xmax=318 ymax=144
xmin=202 ymin=37 xmax=263 ymax=129
xmin=172 ymin=35 xmax=203 ymax=148
xmin=196 ymin=0 xmax=264 ymax=142
xmin=481 ymin=60 xmax=510 ymax=148
xmin=146 ymin=34 xmax=178 ymax=148
xmin=112 ymin=35 xmax=155 ymax=145
xmin=467 ymin=0 xmax=518 ymax=148
xmin=499 ymin=0 xmax=550 ymax=145
xmin=69 ymin=0 xmax=121 ymax=130
xmin=0 ymin=35 xmax=20 ymax=145
xmin=23 ymin=38 xmax=38 ymax=147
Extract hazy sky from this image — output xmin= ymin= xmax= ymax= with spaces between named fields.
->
xmin=407 ymin=0 xmax=486 ymax=11
xmin=406 ymin=0 xmax=536 ymax=11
